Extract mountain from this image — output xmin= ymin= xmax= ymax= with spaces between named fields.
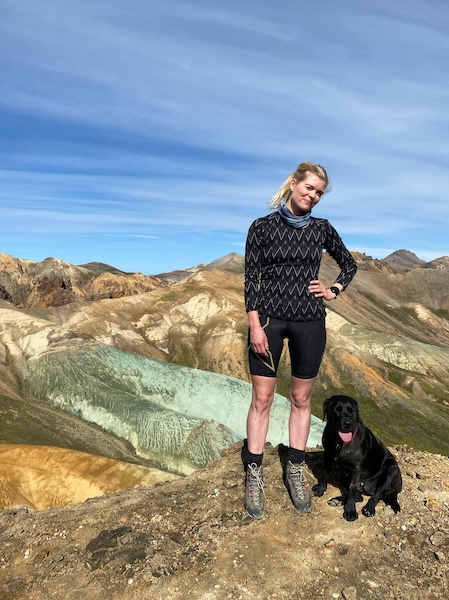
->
xmin=78 ymin=261 xmax=128 ymax=274
xmin=425 ymin=256 xmax=449 ymax=271
xmin=0 ymin=444 xmax=178 ymax=510
xmin=202 ymin=252 xmax=245 ymax=274
xmin=154 ymin=265 xmax=204 ymax=283
xmin=1 ymin=250 xmax=449 ymax=460
xmin=381 ymin=249 xmax=426 ymax=270
xmin=154 ymin=252 xmax=244 ymax=283
xmin=0 ymin=253 xmax=162 ymax=307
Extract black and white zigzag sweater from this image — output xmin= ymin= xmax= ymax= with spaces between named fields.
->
xmin=244 ymin=211 xmax=357 ymax=322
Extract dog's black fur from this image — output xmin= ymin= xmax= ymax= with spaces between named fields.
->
xmin=312 ymin=395 xmax=402 ymax=521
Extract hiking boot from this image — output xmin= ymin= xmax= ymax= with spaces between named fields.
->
xmin=244 ymin=462 xmax=265 ymax=519
xmin=285 ymin=460 xmax=312 ymax=513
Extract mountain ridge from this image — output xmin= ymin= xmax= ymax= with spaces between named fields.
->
xmin=2 ymin=248 xmax=448 ymax=310
xmin=1 ymin=248 xmax=449 ymax=457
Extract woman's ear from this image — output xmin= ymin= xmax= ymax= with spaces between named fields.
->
xmin=289 ymin=177 xmax=297 ymax=191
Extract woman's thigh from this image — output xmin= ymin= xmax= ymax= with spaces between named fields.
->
xmin=287 ymin=319 xmax=326 ymax=379
xmin=248 ymin=316 xmax=286 ymax=377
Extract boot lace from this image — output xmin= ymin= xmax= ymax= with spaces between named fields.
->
xmin=288 ymin=462 xmax=308 ymax=499
xmin=247 ymin=463 xmax=264 ymax=506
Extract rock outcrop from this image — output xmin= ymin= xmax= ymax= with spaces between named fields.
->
xmin=0 ymin=253 xmax=162 ymax=307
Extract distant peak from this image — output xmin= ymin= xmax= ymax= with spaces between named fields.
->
xmin=203 ymin=253 xmax=244 ymax=274
xmin=78 ymin=262 xmax=127 ymax=275
xmin=382 ymin=250 xmax=425 ymax=267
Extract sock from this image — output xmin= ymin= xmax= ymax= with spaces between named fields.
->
xmin=246 ymin=451 xmax=263 ymax=467
xmin=288 ymin=447 xmax=305 ymax=464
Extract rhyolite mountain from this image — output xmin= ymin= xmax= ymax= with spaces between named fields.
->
xmin=1 ymin=248 xmax=449 ymax=459
xmin=0 ymin=253 xmax=161 ymax=307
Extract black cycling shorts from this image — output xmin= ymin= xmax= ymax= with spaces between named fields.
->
xmin=248 ymin=315 xmax=326 ymax=379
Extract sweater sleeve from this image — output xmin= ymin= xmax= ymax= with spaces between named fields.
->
xmin=244 ymin=218 xmax=264 ymax=313
xmin=323 ymin=221 xmax=357 ymax=289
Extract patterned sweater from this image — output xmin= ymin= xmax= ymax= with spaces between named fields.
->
xmin=244 ymin=211 xmax=357 ymax=321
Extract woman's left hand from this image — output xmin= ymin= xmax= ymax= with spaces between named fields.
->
xmin=308 ymin=280 xmax=337 ymax=301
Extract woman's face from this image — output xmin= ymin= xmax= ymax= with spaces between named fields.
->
xmin=287 ymin=174 xmax=326 ymax=215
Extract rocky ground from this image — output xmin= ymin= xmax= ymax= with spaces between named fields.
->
xmin=1 ymin=442 xmax=448 ymax=600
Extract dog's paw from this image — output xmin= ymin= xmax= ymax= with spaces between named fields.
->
xmin=312 ymin=484 xmax=326 ymax=497
xmin=391 ymin=502 xmax=401 ymax=514
xmin=361 ymin=502 xmax=375 ymax=517
xmin=327 ymin=496 xmax=344 ymax=507
xmin=343 ymin=508 xmax=358 ymax=522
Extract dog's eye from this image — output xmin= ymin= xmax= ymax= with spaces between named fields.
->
xmin=347 ymin=407 xmax=354 ymax=414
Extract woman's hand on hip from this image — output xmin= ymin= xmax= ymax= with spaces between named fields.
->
xmin=308 ymin=279 xmax=339 ymax=301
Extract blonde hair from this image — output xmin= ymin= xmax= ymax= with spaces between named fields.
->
xmin=269 ymin=161 xmax=331 ymax=209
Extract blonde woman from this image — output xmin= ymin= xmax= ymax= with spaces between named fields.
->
xmin=243 ymin=161 xmax=357 ymax=518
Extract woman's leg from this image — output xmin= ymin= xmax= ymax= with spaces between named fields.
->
xmin=244 ymin=375 xmax=276 ymax=518
xmin=288 ymin=376 xmax=315 ymax=450
xmin=246 ymin=375 xmax=277 ymax=454
xmin=284 ymin=376 xmax=315 ymax=513
xmin=286 ymin=319 xmax=325 ymax=450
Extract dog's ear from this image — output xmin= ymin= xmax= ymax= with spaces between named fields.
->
xmin=323 ymin=397 xmax=332 ymax=421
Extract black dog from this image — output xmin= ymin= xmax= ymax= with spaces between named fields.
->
xmin=312 ymin=395 xmax=402 ymax=521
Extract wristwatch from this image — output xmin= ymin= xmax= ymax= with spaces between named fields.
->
xmin=330 ymin=286 xmax=340 ymax=298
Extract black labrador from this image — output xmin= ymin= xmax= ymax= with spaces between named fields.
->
xmin=312 ymin=395 xmax=402 ymax=521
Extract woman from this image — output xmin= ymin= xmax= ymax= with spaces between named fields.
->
xmin=244 ymin=161 xmax=357 ymax=519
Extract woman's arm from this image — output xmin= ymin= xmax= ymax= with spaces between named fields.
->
xmin=244 ymin=219 xmax=264 ymax=313
xmin=245 ymin=219 xmax=269 ymax=356
xmin=323 ymin=221 xmax=358 ymax=290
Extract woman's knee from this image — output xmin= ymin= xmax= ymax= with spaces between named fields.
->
xmin=290 ymin=385 xmax=313 ymax=410
xmin=252 ymin=377 xmax=276 ymax=410
xmin=290 ymin=377 xmax=315 ymax=410
xmin=252 ymin=390 xmax=275 ymax=412
xmin=290 ymin=393 xmax=311 ymax=411
xmin=251 ymin=381 xmax=276 ymax=412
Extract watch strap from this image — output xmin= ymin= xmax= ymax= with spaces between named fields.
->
xmin=330 ymin=286 xmax=340 ymax=297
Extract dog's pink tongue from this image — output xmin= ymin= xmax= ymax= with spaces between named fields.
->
xmin=338 ymin=431 xmax=353 ymax=443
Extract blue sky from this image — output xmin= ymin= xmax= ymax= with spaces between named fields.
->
xmin=1 ymin=0 xmax=448 ymax=274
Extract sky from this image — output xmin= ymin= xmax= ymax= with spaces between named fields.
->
xmin=1 ymin=0 xmax=448 ymax=274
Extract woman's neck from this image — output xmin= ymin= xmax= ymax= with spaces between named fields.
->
xmin=285 ymin=200 xmax=308 ymax=216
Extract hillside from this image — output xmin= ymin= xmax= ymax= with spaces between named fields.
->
xmin=1 ymin=442 xmax=448 ymax=599
xmin=0 ymin=444 xmax=178 ymax=510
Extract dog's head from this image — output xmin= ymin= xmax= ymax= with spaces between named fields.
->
xmin=323 ymin=395 xmax=360 ymax=444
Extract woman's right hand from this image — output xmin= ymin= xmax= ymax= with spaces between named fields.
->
xmin=249 ymin=325 xmax=269 ymax=357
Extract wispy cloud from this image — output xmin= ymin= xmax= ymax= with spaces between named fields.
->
xmin=0 ymin=0 xmax=448 ymax=271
